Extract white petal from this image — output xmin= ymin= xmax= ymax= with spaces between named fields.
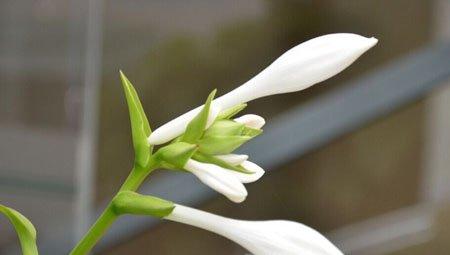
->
xmin=215 ymin=154 xmax=249 ymax=166
xmin=184 ymin=159 xmax=247 ymax=203
xmin=165 ymin=204 xmax=343 ymax=255
xmin=231 ymin=161 xmax=265 ymax=183
xmin=234 ymin=114 xmax=265 ymax=129
xmin=149 ymin=33 xmax=377 ymax=145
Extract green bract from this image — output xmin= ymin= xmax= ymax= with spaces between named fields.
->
xmin=113 ymin=191 xmax=175 ymax=218
xmin=216 ymin=103 xmax=247 ymax=120
xmin=120 ymin=71 xmax=152 ymax=167
xmin=155 ymin=142 xmax=198 ymax=169
xmin=181 ymin=89 xmax=216 ymax=143
xmin=0 ymin=204 xmax=38 ymax=255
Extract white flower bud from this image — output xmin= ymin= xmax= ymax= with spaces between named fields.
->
xmin=149 ymin=33 xmax=377 ymax=145
xmin=184 ymin=159 xmax=247 ymax=203
xmin=215 ymin=154 xmax=249 ymax=166
xmin=234 ymin=114 xmax=265 ymax=129
xmin=165 ymin=204 xmax=343 ymax=255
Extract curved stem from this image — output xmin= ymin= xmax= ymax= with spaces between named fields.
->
xmin=69 ymin=157 xmax=159 ymax=255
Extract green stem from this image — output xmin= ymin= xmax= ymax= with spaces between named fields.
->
xmin=69 ymin=157 xmax=158 ymax=255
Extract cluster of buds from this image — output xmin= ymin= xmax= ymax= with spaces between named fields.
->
xmin=154 ymin=89 xmax=266 ymax=203
xmin=117 ymin=33 xmax=377 ymax=255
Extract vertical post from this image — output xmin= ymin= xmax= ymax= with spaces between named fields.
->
xmin=74 ymin=0 xmax=104 ymax=242
xmin=422 ymin=0 xmax=450 ymax=204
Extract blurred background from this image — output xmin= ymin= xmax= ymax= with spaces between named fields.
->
xmin=1 ymin=0 xmax=450 ymax=254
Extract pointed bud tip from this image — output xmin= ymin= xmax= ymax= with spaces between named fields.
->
xmin=365 ymin=36 xmax=378 ymax=49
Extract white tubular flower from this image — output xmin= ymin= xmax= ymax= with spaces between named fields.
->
xmin=234 ymin=114 xmax=265 ymax=129
xmin=149 ymin=33 xmax=377 ymax=145
xmin=184 ymin=159 xmax=248 ymax=203
xmin=215 ymin=154 xmax=249 ymax=165
xmin=165 ymin=204 xmax=343 ymax=255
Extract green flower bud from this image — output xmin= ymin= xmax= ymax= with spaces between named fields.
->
xmin=197 ymin=135 xmax=251 ymax=155
xmin=197 ymin=116 xmax=263 ymax=155
xmin=154 ymin=142 xmax=198 ymax=169
xmin=113 ymin=191 xmax=175 ymax=218
xmin=204 ymin=119 xmax=245 ymax=137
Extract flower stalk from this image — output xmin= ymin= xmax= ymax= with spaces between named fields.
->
xmin=69 ymin=159 xmax=159 ymax=255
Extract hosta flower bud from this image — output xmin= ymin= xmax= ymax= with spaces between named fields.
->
xmin=113 ymin=191 xmax=175 ymax=218
xmin=197 ymin=135 xmax=251 ymax=155
xmin=154 ymin=142 xmax=198 ymax=169
xmin=184 ymin=159 xmax=247 ymax=203
xmin=234 ymin=114 xmax=265 ymax=129
xmin=165 ymin=204 xmax=343 ymax=255
xmin=196 ymin=119 xmax=262 ymax=155
xmin=149 ymin=33 xmax=377 ymax=145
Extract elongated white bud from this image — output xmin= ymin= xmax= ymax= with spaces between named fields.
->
xmin=184 ymin=159 xmax=247 ymax=203
xmin=234 ymin=114 xmax=265 ymax=129
xmin=215 ymin=154 xmax=249 ymax=166
xmin=165 ymin=204 xmax=343 ymax=255
xmin=149 ymin=33 xmax=377 ymax=145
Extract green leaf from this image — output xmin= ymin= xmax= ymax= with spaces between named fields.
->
xmin=120 ymin=71 xmax=152 ymax=167
xmin=198 ymin=135 xmax=251 ymax=155
xmin=113 ymin=191 xmax=175 ymax=218
xmin=203 ymin=119 xmax=245 ymax=137
xmin=155 ymin=142 xmax=198 ymax=169
xmin=0 ymin=204 xmax=38 ymax=255
xmin=181 ymin=89 xmax=216 ymax=143
xmin=217 ymin=103 xmax=247 ymax=119
xmin=192 ymin=152 xmax=253 ymax=174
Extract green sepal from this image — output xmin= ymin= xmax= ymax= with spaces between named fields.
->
xmin=0 ymin=204 xmax=38 ymax=255
xmin=203 ymin=119 xmax=245 ymax=137
xmin=120 ymin=71 xmax=152 ymax=167
xmin=192 ymin=152 xmax=253 ymax=174
xmin=217 ymin=103 xmax=247 ymax=119
xmin=113 ymin=191 xmax=175 ymax=218
xmin=198 ymin=135 xmax=251 ymax=155
xmin=155 ymin=142 xmax=198 ymax=169
xmin=181 ymin=89 xmax=216 ymax=143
